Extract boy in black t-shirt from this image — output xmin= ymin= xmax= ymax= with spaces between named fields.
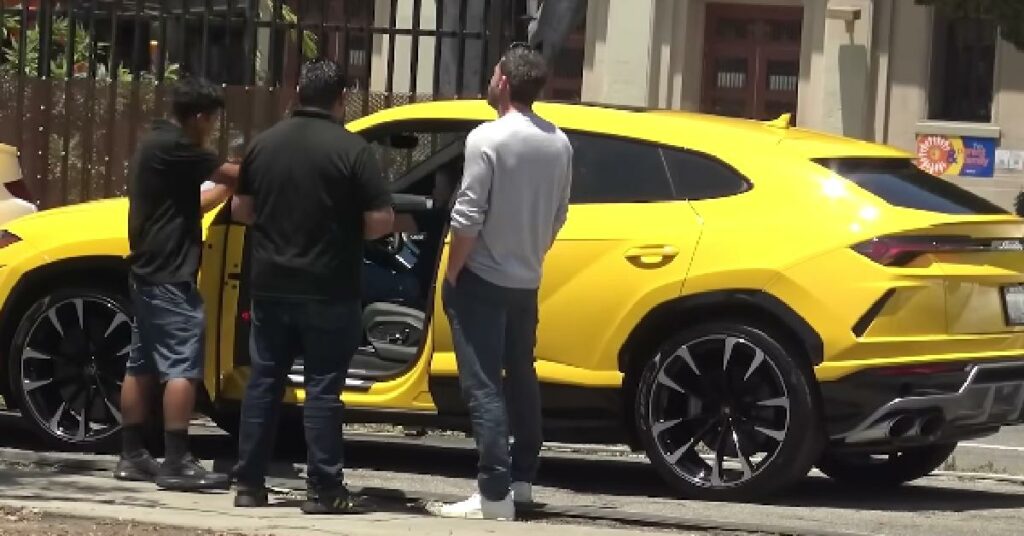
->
xmin=116 ymin=78 xmax=239 ymax=491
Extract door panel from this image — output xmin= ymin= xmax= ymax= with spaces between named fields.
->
xmin=702 ymin=4 xmax=803 ymax=121
xmin=430 ymin=132 xmax=704 ymax=392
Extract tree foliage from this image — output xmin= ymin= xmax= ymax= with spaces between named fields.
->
xmin=916 ymin=0 xmax=1024 ymax=50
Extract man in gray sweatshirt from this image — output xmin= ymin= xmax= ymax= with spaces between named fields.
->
xmin=427 ymin=44 xmax=572 ymax=521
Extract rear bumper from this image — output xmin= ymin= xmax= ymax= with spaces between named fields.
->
xmin=821 ymin=359 xmax=1024 ymax=452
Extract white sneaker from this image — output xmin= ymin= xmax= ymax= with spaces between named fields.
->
xmin=511 ymin=482 xmax=533 ymax=504
xmin=426 ymin=493 xmax=515 ymax=521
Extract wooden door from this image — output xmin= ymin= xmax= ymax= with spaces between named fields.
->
xmin=701 ymin=3 xmax=802 ymax=121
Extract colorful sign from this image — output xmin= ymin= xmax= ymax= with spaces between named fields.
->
xmin=916 ymin=135 xmax=996 ymax=178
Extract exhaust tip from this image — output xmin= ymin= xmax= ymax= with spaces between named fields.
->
xmin=889 ymin=414 xmax=917 ymax=438
xmin=919 ymin=414 xmax=946 ymax=438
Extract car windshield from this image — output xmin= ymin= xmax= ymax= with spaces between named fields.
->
xmin=815 ymin=157 xmax=1007 ymax=215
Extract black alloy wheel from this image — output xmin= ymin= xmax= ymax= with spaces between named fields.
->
xmin=636 ymin=322 xmax=823 ymax=501
xmin=9 ymin=288 xmax=131 ymax=452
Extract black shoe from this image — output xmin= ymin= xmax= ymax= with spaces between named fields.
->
xmin=113 ymin=452 xmax=161 ymax=482
xmin=300 ymin=486 xmax=360 ymax=515
xmin=155 ymin=455 xmax=231 ymax=491
xmin=234 ymin=486 xmax=269 ymax=508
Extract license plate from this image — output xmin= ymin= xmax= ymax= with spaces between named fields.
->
xmin=1003 ymin=285 xmax=1024 ymax=326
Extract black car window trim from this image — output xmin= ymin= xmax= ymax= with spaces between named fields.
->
xmin=560 ymin=128 xmax=753 ymax=203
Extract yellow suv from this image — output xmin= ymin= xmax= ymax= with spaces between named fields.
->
xmin=2 ymin=101 xmax=1024 ymax=501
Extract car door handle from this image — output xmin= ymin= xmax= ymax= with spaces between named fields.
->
xmin=624 ymin=246 xmax=680 ymax=260
xmin=226 ymin=272 xmax=241 ymax=281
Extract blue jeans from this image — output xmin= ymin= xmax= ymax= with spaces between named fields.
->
xmin=442 ymin=269 xmax=543 ymax=501
xmin=127 ymin=279 xmax=205 ymax=382
xmin=233 ymin=298 xmax=362 ymax=492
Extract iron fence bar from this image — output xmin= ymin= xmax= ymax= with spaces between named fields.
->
xmin=60 ymin=0 xmax=77 ymax=205
xmin=432 ymin=0 xmax=443 ymax=96
xmin=37 ymin=0 xmax=53 ymax=79
xmin=293 ymin=10 xmax=304 ymax=84
xmin=270 ymin=0 xmax=283 ymax=85
xmin=14 ymin=1 xmax=28 ymax=160
xmin=337 ymin=0 xmax=348 ymax=84
xmin=455 ymin=0 xmax=467 ymax=96
xmin=156 ymin=0 xmax=168 ymax=81
xmin=360 ymin=2 xmax=370 ymax=116
xmin=104 ymin=0 xmax=124 ymax=198
xmin=384 ymin=0 xmax=398 ymax=105
xmin=127 ymin=0 xmax=145 ymax=162
xmin=479 ymin=0 xmax=491 ymax=95
xmin=81 ymin=0 xmax=100 ymax=200
xmin=225 ymin=0 xmax=235 ymax=83
xmin=409 ymin=0 xmax=422 ymax=99
xmin=319 ymin=0 xmax=328 ymax=57
xmin=201 ymin=0 xmax=211 ymax=78
xmin=246 ymin=19 xmax=485 ymax=38
xmin=242 ymin=0 xmax=256 ymax=85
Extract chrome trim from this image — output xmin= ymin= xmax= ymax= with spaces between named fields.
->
xmin=837 ymin=361 xmax=1024 ymax=444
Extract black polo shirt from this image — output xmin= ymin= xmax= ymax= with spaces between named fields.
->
xmin=128 ymin=120 xmax=221 ymax=284
xmin=238 ymin=107 xmax=391 ymax=301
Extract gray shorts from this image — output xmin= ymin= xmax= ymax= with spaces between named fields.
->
xmin=127 ymin=280 xmax=205 ymax=382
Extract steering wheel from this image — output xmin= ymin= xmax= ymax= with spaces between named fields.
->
xmin=377 ymin=232 xmax=406 ymax=256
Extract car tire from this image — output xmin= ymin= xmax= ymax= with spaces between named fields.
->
xmin=8 ymin=287 xmax=133 ymax=453
xmin=635 ymin=322 xmax=823 ymax=501
xmin=817 ymin=443 xmax=957 ymax=488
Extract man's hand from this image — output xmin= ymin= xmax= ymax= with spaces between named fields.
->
xmin=200 ymin=183 xmax=233 ymax=214
xmin=364 ymin=206 xmax=396 ymax=240
xmin=445 ymin=231 xmax=477 ymax=286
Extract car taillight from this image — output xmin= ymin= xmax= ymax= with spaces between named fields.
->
xmin=851 ymin=235 xmax=977 ymax=266
xmin=5 ymin=179 xmax=34 ymax=204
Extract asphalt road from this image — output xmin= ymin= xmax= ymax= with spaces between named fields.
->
xmin=2 ymin=411 xmax=1024 ymax=535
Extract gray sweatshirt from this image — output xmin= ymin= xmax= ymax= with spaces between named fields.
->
xmin=450 ymin=110 xmax=573 ymax=289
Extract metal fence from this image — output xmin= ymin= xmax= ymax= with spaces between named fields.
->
xmin=0 ymin=0 xmax=523 ymax=208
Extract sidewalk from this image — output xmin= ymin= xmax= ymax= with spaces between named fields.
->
xmin=0 ymin=466 xmax=673 ymax=536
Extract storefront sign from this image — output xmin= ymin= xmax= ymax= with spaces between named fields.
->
xmin=916 ymin=135 xmax=996 ymax=178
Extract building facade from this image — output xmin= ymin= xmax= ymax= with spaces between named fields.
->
xmin=570 ymin=0 xmax=1024 ymax=210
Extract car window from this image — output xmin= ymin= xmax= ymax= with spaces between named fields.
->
xmin=369 ymin=130 xmax=467 ymax=184
xmin=567 ymin=132 xmax=675 ymax=204
xmin=816 ymin=157 xmax=1007 ymax=215
xmin=661 ymin=148 xmax=750 ymax=200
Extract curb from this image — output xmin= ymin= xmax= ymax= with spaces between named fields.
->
xmin=0 ymin=446 xmax=870 ymax=536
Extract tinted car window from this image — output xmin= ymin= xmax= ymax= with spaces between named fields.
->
xmin=662 ymin=148 xmax=750 ymax=200
xmin=817 ymin=158 xmax=1007 ymax=215
xmin=568 ymin=132 xmax=674 ymax=203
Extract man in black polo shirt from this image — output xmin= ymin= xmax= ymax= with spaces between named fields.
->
xmin=230 ymin=59 xmax=394 ymax=514
xmin=117 ymin=78 xmax=239 ymax=491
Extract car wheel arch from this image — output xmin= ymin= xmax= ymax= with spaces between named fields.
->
xmin=0 ymin=255 xmax=128 ymax=408
xmin=616 ymin=289 xmax=824 ymax=449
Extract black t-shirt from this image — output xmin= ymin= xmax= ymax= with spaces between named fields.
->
xmin=238 ymin=107 xmax=391 ymax=300
xmin=128 ymin=120 xmax=220 ymax=284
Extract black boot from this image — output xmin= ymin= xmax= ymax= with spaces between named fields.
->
xmin=234 ymin=485 xmax=269 ymax=508
xmin=155 ymin=455 xmax=231 ymax=491
xmin=300 ymin=485 xmax=360 ymax=515
xmin=113 ymin=451 xmax=161 ymax=482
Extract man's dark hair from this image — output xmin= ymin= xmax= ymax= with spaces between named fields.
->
xmin=299 ymin=59 xmax=346 ymax=110
xmin=499 ymin=46 xmax=548 ymax=106
xmin=171 ymin=77 xmax=225 ymax=123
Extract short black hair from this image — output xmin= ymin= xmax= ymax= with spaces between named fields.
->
xmin=299 ymin=59 xmax=346 ymax=110
xmin=499 ymin=46 xmax=548 ymax=106
xmin=171 ymin=77 xmax=224 ymax=123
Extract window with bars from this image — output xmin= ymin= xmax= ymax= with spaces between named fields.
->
xmin=928 ymin=13 xmax=997 ymax=123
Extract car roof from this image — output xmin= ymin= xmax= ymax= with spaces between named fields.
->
xmin=346 ymin=99 xmax=909 ymax=161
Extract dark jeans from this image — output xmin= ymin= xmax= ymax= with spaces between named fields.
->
xmin=442 ymin=269 xmax=543 ymax=501
xmin=234 ymin=298 xmax=362 ymax=492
